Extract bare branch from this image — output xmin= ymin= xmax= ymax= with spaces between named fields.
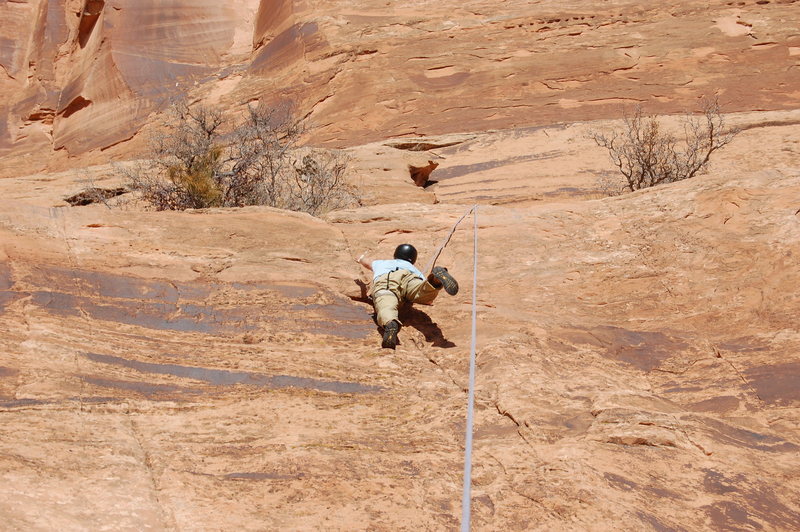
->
xmin=588 ymin=96 xmax=738 ymax=193
xmin=125 ymin=102 xmax=360 ymax=214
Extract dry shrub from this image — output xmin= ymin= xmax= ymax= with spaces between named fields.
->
xmin=126 ymin=102 xmax=359 ymax=214
xmin=589 ymin=96 xmax=739 ymax=193
xmin=165 ymin=146 xmax=223 ymax=208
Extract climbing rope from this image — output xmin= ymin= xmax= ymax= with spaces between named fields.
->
xmin=423 ymin=205 xmax=479 ymax=531
xmin=359 ymin=205 xmax=479 ymax=527
xmin=423 ymin=205 xmax=477 ymax=275
xmin=460 ymin=205 xmax=478 ymax=532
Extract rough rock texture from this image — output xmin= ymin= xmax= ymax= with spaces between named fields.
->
xmin=2 ymin=1 xmax=800 ymax=531
xmin=1 ymin=114 xmax=799 ymax=529
xmin=1 ymin=0 xmax=800 ymax=174
xmin=0 ymin=0 xmax=254 ymax=166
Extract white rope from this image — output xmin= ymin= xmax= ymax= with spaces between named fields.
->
xmin=423 ymin=206 xmax=476 ymax=275
xmin=415 ymin=204 xmax=480 ymax=529
xmin=460 ymin=205 xmax=478 ymax=532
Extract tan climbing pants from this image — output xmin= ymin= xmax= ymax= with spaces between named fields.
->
xmin=371 ymin=269 xmax=440 ymax=327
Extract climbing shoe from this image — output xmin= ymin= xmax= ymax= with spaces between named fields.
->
xmin=381 ymin=320 xmax=400 ymax=349
xmin=430 ymin=266 xmax=459 ymax=296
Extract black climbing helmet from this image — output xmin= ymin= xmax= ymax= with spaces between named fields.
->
xmin=394 ymin=244 xmax=418 ymax=264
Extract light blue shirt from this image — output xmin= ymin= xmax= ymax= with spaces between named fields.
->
xmin=371 ymin=259 xmax=425 ymax=281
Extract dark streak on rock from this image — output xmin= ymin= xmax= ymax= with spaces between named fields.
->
xmin=83 ymin=376 xmax=198 ymax=398
xmin=604 ymin=472 xmax=637 ymax=491
xmin=433 ymin=151 xmax=561 ymax=181
xmin=0 ymin=366 xmax=19 ymax=378
xmin=31 ymin=290 xmax=238 ymax=333
xmin=21 ymin=265 xmax=370 ymax=337
xmin=0 ymin=396 xmax=117 ymax=409
xmin=0 ymin=398 xmax=53 ymax=409
xmin=0 ymin=262 xmax=17 ymax=311
xmin=225 ymin=471 xmax=305 ymax=481
xmin=636 ymin=511 xmax=688 ymax=532
xmin=0 ymin=291 xmax=20 ymax=312
xmin=693 ymin=417 xmax=799 ymax=453
xmin=686 ymin=395 xmax=740 ymax=413
xmin=703 ymin=469 xmax=743 ymax=495
xmin=84 ymin=352 xmax=384 ymax=394
xmin=564 ymin=326 xmax=690 ymax=372
xmin=0 ymin=262 xmax=12 ymax=290
xmin=744 ymin=362 xmax=800 ymax=407
xmin=703 ymin=502 xmax=762 ymax=531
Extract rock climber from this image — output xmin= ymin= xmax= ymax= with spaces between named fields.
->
xmin=357 ymin=243 xmax=459 ymax=349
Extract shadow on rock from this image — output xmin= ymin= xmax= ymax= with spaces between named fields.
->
xmin=400 ymin=305 xmax=456 ymax=348
xmin=350 ymin=279 xmax=455 ymax=348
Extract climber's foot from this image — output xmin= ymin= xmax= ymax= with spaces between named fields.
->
xmin=430 ymin=266 xmax=459 ymax=296
xmin=381 ymin=320 xmax=400 ymax=349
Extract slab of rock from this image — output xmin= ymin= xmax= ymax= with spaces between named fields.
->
xmin=1 ymin=0 xmax=799 ymax=528
xmin=2 ymin=0 xmax=800 ymax=172
xmin=1 ymin=113 xmax=799 ymax=529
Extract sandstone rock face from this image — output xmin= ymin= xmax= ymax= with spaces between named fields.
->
xmin=1 ymin=114 xmax=799 ymax=529
xmin=0 ymin=0 xmax=255 ymax=163
xmin=1 ymin=0 xmax=800 ymax=173
xmin=2 ymin=1 xmax=800 ymax=531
